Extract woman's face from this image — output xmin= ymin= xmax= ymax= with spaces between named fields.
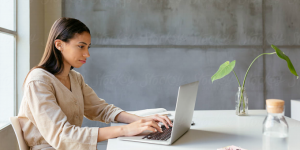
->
xmin=55 ymin=31 xmax=91 ymax=68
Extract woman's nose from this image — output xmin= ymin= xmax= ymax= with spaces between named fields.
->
xmin=83 ymin=50 xmax=90 ymax=58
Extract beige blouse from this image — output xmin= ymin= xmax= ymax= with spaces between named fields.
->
xmin=18 ymin=68 xmax=125 ymax=150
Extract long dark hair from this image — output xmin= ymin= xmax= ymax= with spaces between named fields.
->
xmin=22 ymin=17 xmax=90 ymax=89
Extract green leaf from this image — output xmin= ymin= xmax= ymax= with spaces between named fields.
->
xmin=211 ymin=60 xmax=236 ymax=83
xmin=271 ymin=45 xmax=299 ymax=79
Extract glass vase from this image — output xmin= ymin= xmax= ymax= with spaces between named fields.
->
xmin=235 ymin=87 xmax=248 ymax=116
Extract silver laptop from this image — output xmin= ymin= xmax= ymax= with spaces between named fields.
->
xmin=118 ymin=81 xmax=199 ymax=145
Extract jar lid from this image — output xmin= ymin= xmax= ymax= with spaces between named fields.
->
xmin=266 ymin=99 xmax=284 ymax=113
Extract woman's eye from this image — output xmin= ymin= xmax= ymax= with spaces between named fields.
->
xmin=79 ymin=46 xmax=90 ymax=49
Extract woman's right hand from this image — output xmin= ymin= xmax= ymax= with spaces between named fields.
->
xmin=121 ymin=119 xmax=163 ymax=136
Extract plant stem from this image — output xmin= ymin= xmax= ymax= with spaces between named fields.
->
xmin=242 ymin=89 xmax=245 ymax=112
xmin=233 ymin=70 xmax=241 ymax=87
xmin=238 ymin=88 xmax=246 ymax=115
xmin=238 ymin=87 xmax=244 ymax=114
xmin=242 ymin=52 xmax=276 ymax=89
xmin=237 ymin=52 xmax=276 ymax=115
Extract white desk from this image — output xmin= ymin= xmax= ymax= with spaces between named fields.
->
xmin=108 ymin=110 xmax=300 ymax=150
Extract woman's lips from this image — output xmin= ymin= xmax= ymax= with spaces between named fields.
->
xmin=79 ymin=60 xmax=86 ymax=64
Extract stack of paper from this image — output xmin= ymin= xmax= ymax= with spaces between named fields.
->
xmin=129 ymin=108 xmax=174 ymax=121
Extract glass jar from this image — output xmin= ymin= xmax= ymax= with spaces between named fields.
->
xmin=235 ymin=87 xmax=248 ymax=116
xmin=262 ymin=99 xmax=289 ymax=150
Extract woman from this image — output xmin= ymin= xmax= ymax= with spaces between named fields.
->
xmin=18 ymin=17 xmax=173 ymax=150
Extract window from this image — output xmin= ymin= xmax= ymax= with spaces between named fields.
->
xmin=0 ymin=0 xmax=16 ymax=128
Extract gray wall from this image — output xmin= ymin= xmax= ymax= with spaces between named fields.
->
xmin=63 ymin=0 xmax=300 ymax=128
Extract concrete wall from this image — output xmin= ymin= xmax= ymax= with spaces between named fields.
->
xmin=62 ymin=0 xmax=300 ymax=129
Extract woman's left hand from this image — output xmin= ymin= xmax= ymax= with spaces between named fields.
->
xmin=141 ymin=114 xmax=173 ymax=128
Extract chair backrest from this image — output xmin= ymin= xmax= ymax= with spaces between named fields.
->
xmin=10 ymin=116 xmax=29 ymax=150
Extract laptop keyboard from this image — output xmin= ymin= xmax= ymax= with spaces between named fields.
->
xmin=142 ymin=124 xmax=173 ymax=141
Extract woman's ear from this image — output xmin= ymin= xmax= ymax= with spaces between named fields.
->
xmin=54 ymin=39 xmax=63 ymax=52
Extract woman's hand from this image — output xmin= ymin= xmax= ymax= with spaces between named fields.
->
xmin=121 ymin=119 xmax=163 ymax=136
xmin=121 ymin=114 xmax=173 ymax=137
xmin=142 ymin=114 xmax=173 ymax=128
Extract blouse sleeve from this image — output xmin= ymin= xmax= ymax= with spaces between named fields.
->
xmin=79 ymin=74 xmax=125 ymax=124
xmin=24 ymin=80 xmax=98 ymax=150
